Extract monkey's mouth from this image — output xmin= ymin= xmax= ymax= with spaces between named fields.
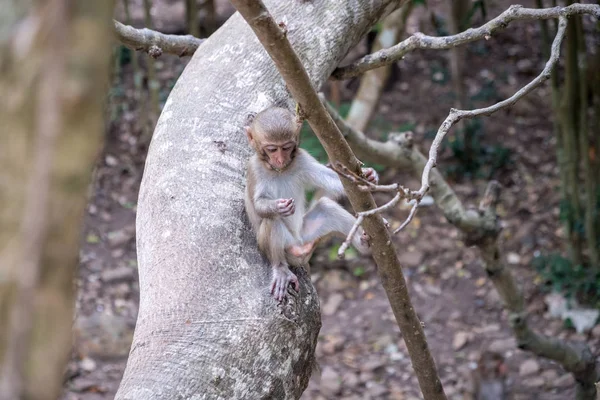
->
xmin=270 ymin=163 xmax=290 ymax=172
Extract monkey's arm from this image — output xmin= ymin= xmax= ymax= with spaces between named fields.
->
xmin=254 ymin=196 xmax=281 ymax=218
xmin=298 ymin=151 xmax=345 ymax=199
xmin=254 ymin=189 xmax=295 ymax=219
xmin=298 ymin=150 xmax=379 ymax=199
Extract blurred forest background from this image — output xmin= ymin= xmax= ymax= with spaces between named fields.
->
xmin=2 ymin=0 xmax=599 ymax=399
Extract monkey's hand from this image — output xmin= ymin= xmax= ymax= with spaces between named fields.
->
xmin=362 ymin=167 xmax=379 ymax=184
xmin=276 ymin=198 xmax=295 ymax=217
xmin=271 ymin=264 xmax=300 ymax=301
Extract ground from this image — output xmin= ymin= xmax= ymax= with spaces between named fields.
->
xmin=61 ymin=1 xmax=599 ymax=399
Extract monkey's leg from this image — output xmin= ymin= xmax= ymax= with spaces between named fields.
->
xmin=264 ymin=220 xmax=300 ymax=301
xmin=300 ymin=197 xmax=371 ymax=254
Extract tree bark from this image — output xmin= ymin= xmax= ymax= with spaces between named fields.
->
xmin=116 ymin=1 xmax=401 ymax=398
xmin=0 ymin=1 xmax=114 ymax=399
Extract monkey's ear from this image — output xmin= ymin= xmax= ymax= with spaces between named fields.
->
xmin=245 ymin=126 xmax=253 ymax=143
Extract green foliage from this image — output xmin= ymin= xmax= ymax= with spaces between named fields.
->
xmin=371 ymin=21 xmax=384 ymax=34
xmin=442 ymin=118 xmax=512 ymax=180
xmin=533 ymin=253 xmax=600 ymax=307
xmin=352 ymin=265 xmax=367 ymax=277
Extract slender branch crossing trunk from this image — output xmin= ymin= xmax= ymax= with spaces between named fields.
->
xmin=230 ymin=1 xmax=447 ymax=399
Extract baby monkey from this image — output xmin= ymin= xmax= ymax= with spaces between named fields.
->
xmin=244 ymin=107 xmax=378 ymax=301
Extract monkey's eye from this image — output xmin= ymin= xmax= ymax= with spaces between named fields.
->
xmin=282 ymin=145 xmax=294 ymax=151
xmin=265 ymin=147 xmax=278 ymax=153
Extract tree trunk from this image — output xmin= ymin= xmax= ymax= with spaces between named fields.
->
xmin=186 ymin=0 xmax=199 ymax=37
xmin=448 ymin=0 xmax=472 ymax=165
xmin=142 ymin=0 xmax=160 ymax=141
xmin=559 ymin=2 xmax=583 ymax=266
xmin=346 ymin=2 xmax=412 ymax=132
xmin=0 ymin=1 xmax=114 ymax=399
xmin=116 ymin=1 xmax=401 ymax=398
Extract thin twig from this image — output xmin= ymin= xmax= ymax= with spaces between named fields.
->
xmin=338 ymin=215 xmax=363 ymax=256
xmin=393 ymin=202 xmax=419 ymax=234
xmin=332 ymin=160 xmax=418 ymax=255
xmin=331 ymin=163 xmax=398 ymax=192
xmin=332 ymin=4 xmax=599 ymax=80
xmin=113 ymin=20 xmax=205 ymax=58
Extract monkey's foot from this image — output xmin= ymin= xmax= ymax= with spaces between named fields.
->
xmin=270 ymin=265 xmax=300 ymax=302
xmin=353 ymin=230 xmax=372 ymax=255
xmin=286 ymin=241 xmax=315 ymax=258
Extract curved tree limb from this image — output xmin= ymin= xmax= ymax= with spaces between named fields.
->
xmin=332 ymin=3 xmax=600 ymax=80
xmin=230 ymin=1 xmax=447 ymax=399
xmin=115 ymin=1 xmax=403 ymax=398
xmin=113 ymin=19 xmax=204 ymax=57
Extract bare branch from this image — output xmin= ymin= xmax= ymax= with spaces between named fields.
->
xmin=393 ymin=202 xmax=419 ymax=234
xmin=419 ymin=15 xmax=568 ymax=199
xmin=113 ymin=20 xmax=205 ymax=58
xmin=330 ymin=163 xmax=398 ymax=192
xmin=337 ymin=215 xmax=363 ymax=256
xmin=338 ymin=191 xmax=404 ymax=258
xmin=332 ymin=3 xmax=599 ymax=80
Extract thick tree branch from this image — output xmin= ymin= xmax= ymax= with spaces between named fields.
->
xmin=113 ymin=19 xmax=204 ymax=58
xmin=332 ymin=3 xmax=600 ymax=80
xmin=230 ymin=1 xmax=448 ymax=399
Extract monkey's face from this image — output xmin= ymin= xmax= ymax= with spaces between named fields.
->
xmin=262 ymin=140 xmax=296 ymax=171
